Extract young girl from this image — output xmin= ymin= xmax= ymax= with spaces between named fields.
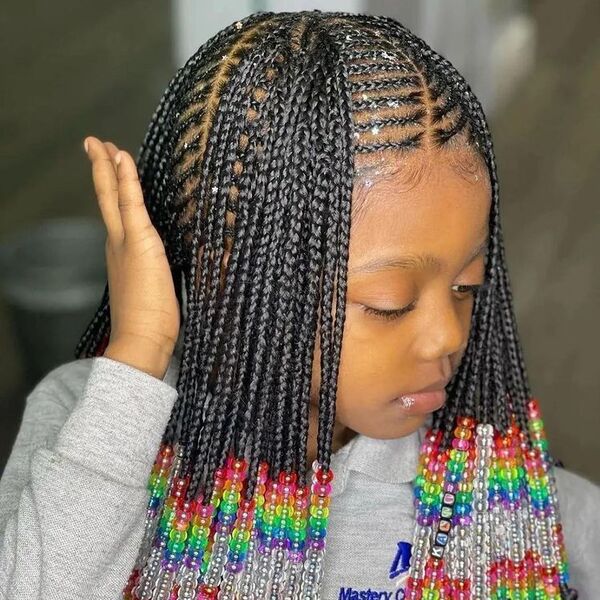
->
xmin=0 ymin=10 xmax=597 ymax=600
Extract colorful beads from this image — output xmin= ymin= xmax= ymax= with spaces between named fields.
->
xmin=124 ymin=397 xmax=575 ymax=599
xmin=307 ymin=460 xmax=333 ymax=547
xmin=147 ymin=444 xmax=175 ymax=514
xmin=124 ymin=449 xmax=335 ymax=599
xmin=407 ymin=404 xmax=574 ymax=599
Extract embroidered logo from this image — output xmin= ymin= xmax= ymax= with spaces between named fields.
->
xmin=389 ymin=541 xmax=412 ymax=580
xmin=338 ymin=540 xmax=412 ymax=599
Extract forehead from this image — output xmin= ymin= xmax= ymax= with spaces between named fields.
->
xmin=348 ymin=148 xmax=491 ymax=268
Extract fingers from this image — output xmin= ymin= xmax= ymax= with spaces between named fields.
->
xmin=84 ymin=136 xmax=154 ymax=243
xmin=104 ymin=141 xmax=120 ymax=161
xmin=85 ymin=136 xmax=124 ymax=242
xmin=113 ymin=149 xmax=153 ymax=237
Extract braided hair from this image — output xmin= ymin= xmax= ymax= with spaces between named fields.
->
xmin=75 ymin=11 xmax=577 ymax=598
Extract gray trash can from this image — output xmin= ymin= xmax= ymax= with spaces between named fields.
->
xmin=0 ymin=217 xmax=107 ymax=390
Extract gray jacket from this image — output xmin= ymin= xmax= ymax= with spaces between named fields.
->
xmin=0 ymin=344 xmax=598 ymax=599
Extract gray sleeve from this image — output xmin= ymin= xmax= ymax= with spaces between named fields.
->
xmin=0 ymin=356 xmax=178 ymax=600
xmin=553 ymin=465 xmax=600 ymax=597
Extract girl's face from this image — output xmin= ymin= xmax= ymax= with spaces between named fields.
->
xmin=310 ymin=147 xmax=492 ymax=444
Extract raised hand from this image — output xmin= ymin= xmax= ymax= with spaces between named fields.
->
xmin=84 ymin=136 xmax=180 ymax=379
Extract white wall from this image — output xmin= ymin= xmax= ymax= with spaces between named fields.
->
xmin=173 ymin=0 xmax=362 ymax=68
xmin=173 ymin=0 xmax=535 ymax=115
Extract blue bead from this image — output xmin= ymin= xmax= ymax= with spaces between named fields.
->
xmin=220 ymin=513 xmax=236 ymax=525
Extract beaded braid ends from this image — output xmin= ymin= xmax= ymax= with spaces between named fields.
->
xmin=123 ymin=451 xmax=334 ymax=599
xmin=408 ymin=400 xmax=574 ymax=599
xmin=74 ymin=9 xmax=578 ymax=599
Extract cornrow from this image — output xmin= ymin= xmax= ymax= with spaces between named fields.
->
xmin=75 ymin=10 xmax=577 ymax=598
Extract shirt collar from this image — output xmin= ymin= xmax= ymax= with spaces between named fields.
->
xmin=326 ymin=416 xmax=429 ymax=497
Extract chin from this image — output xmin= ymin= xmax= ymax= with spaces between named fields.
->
xmin=358 ymin=414 xmax=426 ymax=440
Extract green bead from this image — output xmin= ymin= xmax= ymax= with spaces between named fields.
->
xmin=291 ymin=517 xmax=307 ymax=529
xmin=169 ymin=529 xmax=186 ymax=543
xmin=309 ymin=516 xmax=328 ymax=529
xmin=169 ymin=540 xmax=186 ymax=553
xmin=230 ymin=539 xmax=248 ymax=553
xmin=422 ymin=492 xmax=437 ymax=505
xmin=447 ymin=460 xmax=464 ymax=474
xmin=455 ymin=491 xmax=471 ymax=504
xmin=223 ymin=490 xmax=239 ymax=504
xmin=220 ymin=501 xmax=237 ymax=515
xmin=189 ymin=536 xmax=208 ymax=550
xmin=529 ymin=419 xmax=543 ymax=432
xmin=450 ymin=449 xmax=467 ymax=463
xmin=423 ymin=482 xmax=435 ymax=495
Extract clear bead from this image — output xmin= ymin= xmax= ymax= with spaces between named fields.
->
xmin=151 ymin=569 xmax=174 ymax=600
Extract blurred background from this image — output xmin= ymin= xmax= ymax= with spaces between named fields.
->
xmin=0 ymin=0 xmax=598 ymax=482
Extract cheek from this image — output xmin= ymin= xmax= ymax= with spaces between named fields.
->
xmin=311 ymin=307 xmax=407 ymax=394
xmin=339 ymin=308 xmax=410 ymax=387
xmin=327 ymin=312 xmax=418 ymax=427
xmin=456 ymin=295 xmax=477 ymax=335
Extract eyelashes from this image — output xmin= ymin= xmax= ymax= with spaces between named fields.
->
xmin=451 ymin=283 xmax=484 ymax=295
xmin=361 ymin=282 xmax=488 ymax=322
xmin=361 ymin=301 xmax=416 ymax=321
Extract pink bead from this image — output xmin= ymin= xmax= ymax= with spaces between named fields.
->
xmin=431 ymin=461 xmax=444 ymax=474
xmin=311 ymin=482 xmax=331 ymax=496
xmin=452 ymin=438 xmax=469 ymax=450
xmin=423 ymin=442 xmax=436 ymax=455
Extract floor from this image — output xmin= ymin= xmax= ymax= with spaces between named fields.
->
xmin=0 ymin=0 xmax=598 ymax=483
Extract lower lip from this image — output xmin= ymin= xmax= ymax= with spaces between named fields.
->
xmin=391 ymin=389 xmax=447 ymax=415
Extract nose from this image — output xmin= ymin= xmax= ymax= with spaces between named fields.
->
xmin=417 ymin=298 xmax=467 ymax=365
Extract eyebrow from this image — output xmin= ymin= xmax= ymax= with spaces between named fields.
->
xmin=348 ymin=232 xmax=490 ymax=276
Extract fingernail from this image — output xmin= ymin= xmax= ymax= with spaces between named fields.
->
xmin=83 ymin=138 xmax=89 ymax=153
xmin=115 ymin=152 xmax=122 ymax=166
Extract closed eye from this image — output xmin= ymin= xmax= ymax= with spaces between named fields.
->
xmin=361 ymin=282 xmax=488 ymax=322
xmin=360 ymin=301 xmax=416 ymax=321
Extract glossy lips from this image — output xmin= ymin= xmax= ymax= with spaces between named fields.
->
xmin=392 ymin=389 xmax=447 ymax=414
